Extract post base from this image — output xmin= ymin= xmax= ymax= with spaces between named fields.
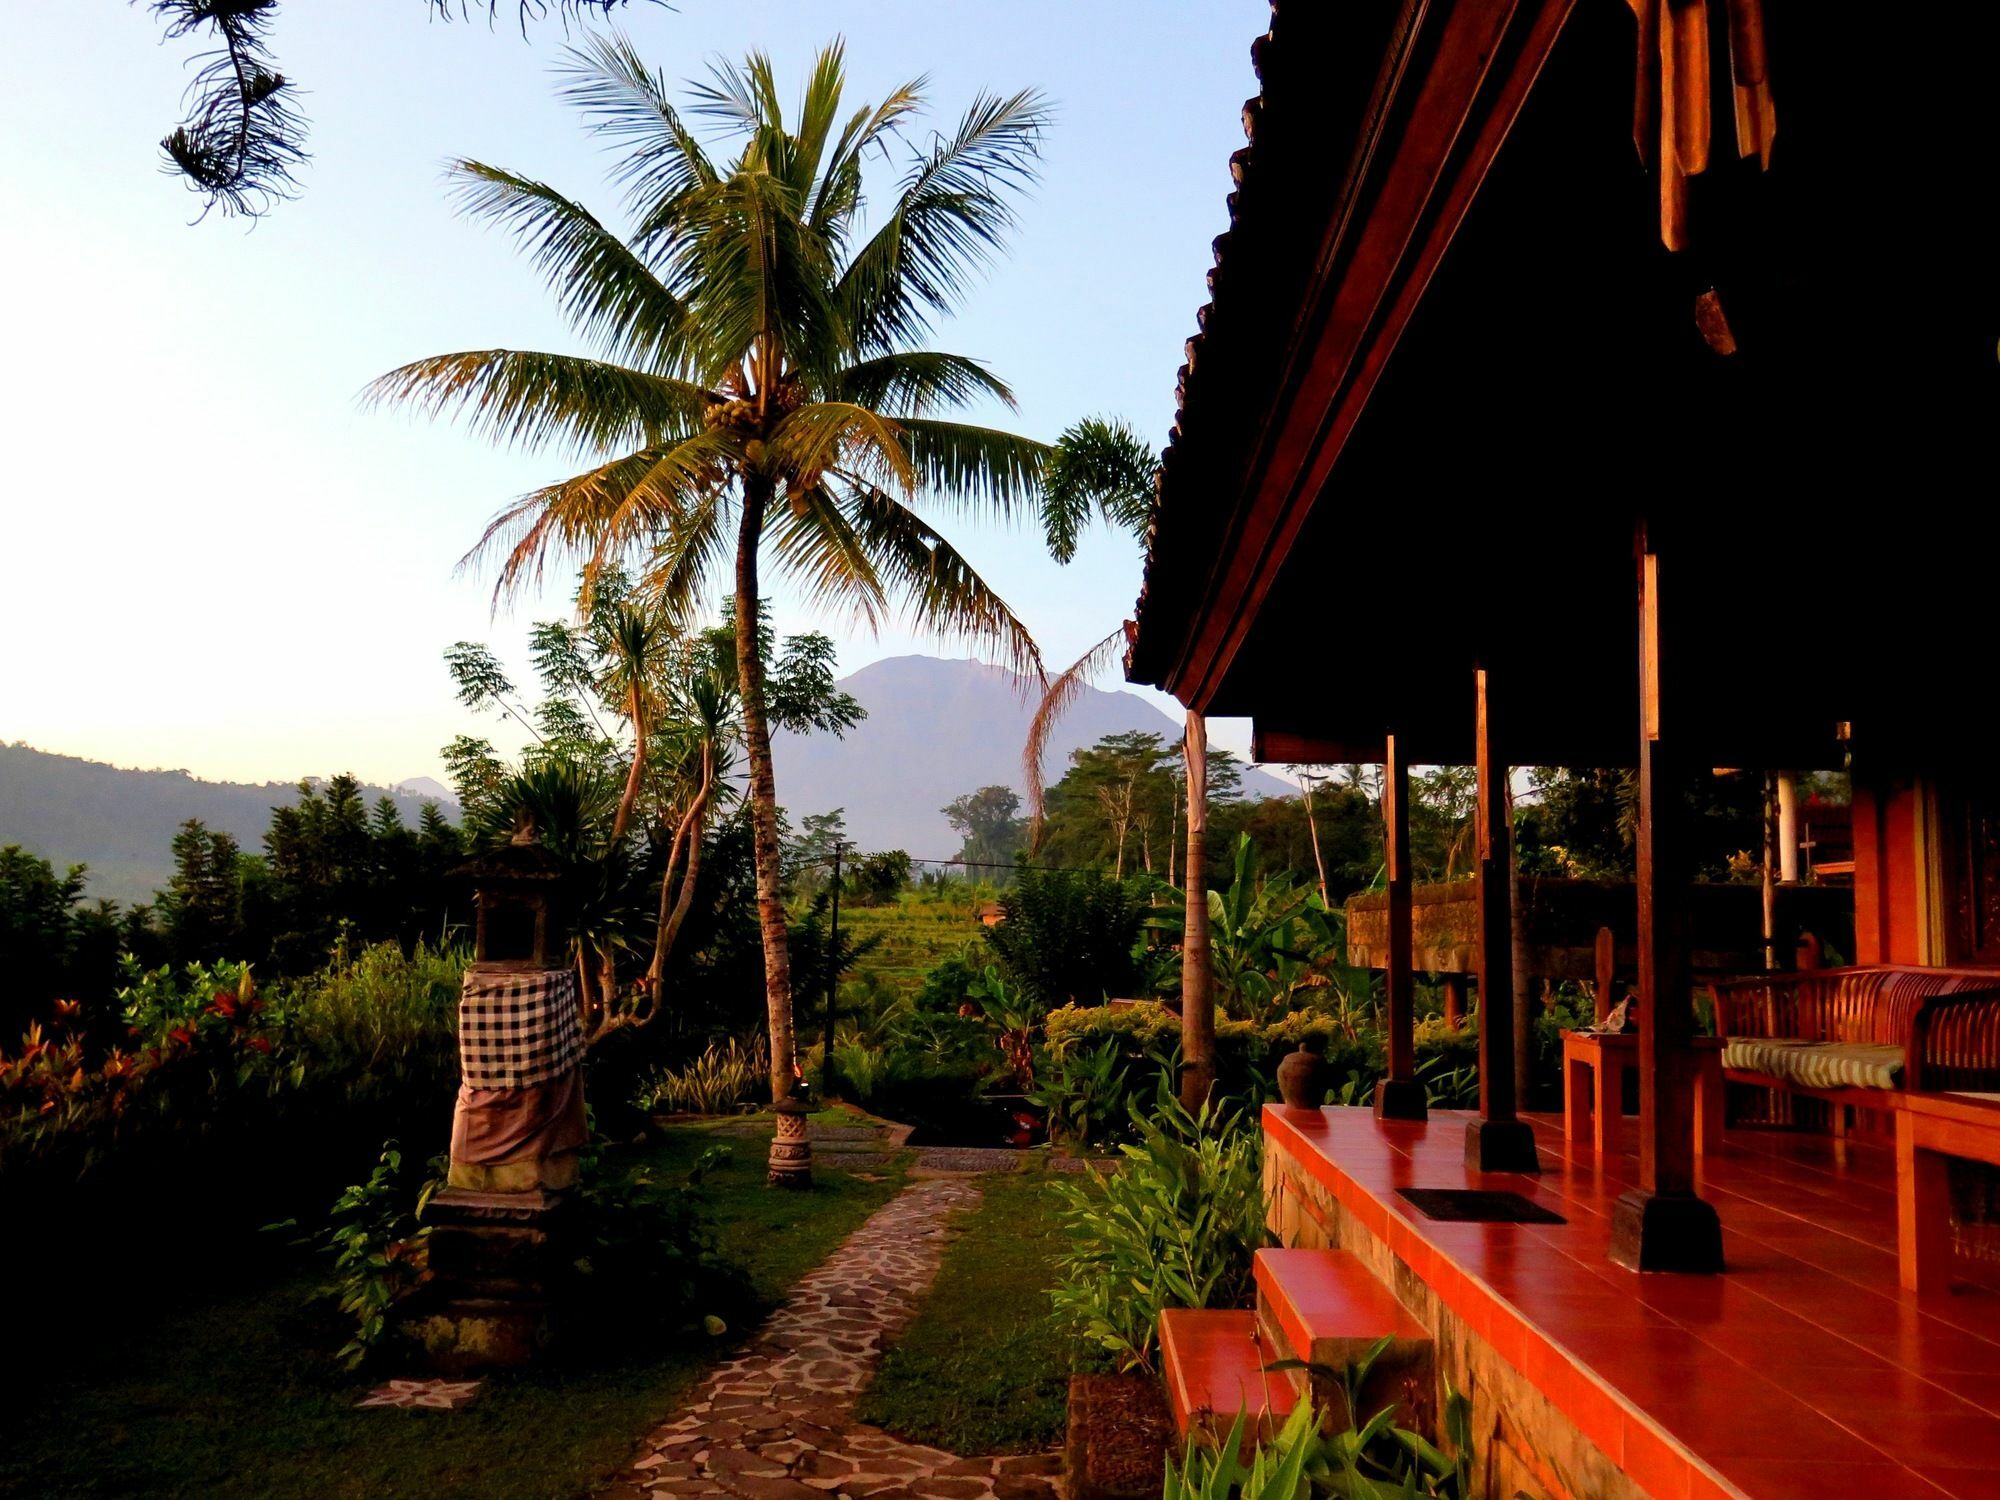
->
xmin=1608 ymin=1189 xmax=1723 ymax=1273
xmin=1464 ymin=1117 xmax=1542 ymax=1173
xmin=413 ymin=1186 xmax=571 ymax=1372
xmin=1373 ymin=1077 xmax=1429 ymax=1122
xmin=768 ymin=1096 xmax=814 ymax=1188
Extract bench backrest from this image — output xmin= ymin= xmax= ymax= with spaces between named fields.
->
xmin=1729 ymin=965 xmax=2000 ymax=1047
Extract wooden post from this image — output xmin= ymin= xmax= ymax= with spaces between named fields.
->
xmin=1443 ymin=975 xmax=1466 ymax=1028
xmin=1375 ymin=733 xmax=1426 ymax=1120
xmin=1609 ymin=533 xmax=1722 ymax=1272
xmin=1466 ymin=668 xmax=1540 ymax=1172
xmin=1179 ymin=710 xmax=1215 ymax=1111
xmin=1593 ymin=926 xmax=1616 ymax=1023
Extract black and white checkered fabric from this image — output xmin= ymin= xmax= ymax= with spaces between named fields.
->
xmin=458 ymin=969 xmax=583 ymax=1089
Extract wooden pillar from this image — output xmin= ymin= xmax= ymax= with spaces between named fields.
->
xmin=1609 ymin=534 xmax=1722 ymax=1272
xmin=1443 ymin=975 xmax=1466 ymax=1028
xmin=1466 ymin=667 xmax=1540 ymax=1172
xmin=1179 ymin=710 xmax=1215 ymax=1111
xmin=1593 ymin=926 xmax=1616 ymax=1023
xmin=1375 ymin=733 xmax=1426 ymax=1120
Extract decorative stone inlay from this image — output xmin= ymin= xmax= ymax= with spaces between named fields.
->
xmin=605 ymin=1180 xmax=1060 ymax=1499
xmin=356 ymin=1377 xmax=484 ymax=1410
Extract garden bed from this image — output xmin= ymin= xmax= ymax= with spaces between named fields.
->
xmin=0 ymin=1125 xmax=904 ymax=1500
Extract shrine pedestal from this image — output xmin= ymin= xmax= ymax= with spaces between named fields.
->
xmin=407 ymin=1186 xmax=573 ymax=1372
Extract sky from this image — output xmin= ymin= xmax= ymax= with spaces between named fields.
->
xmin=0 ymin=1 xmax=1272 ymax=790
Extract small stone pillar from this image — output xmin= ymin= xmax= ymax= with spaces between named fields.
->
xmin=412 ymin=823 xmax=585 ymax=1370
xmin=768 ymin=1096 xmax=813 ymax=1188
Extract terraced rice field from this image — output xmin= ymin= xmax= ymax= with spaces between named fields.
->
xmin=839 ymin=893 xmax=992 ymax=998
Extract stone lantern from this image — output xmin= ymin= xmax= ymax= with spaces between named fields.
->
xmin=410 ymin=820 xmax=587 ymax=1371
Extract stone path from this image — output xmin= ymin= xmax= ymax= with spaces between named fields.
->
xmin=603 ymin=1178 xmax=1062 ymax=1500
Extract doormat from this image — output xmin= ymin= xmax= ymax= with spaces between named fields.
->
xmin=1396 ymin=1188 xmax=1566 ymax=1224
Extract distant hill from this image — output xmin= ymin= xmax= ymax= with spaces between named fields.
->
xmin=770 ymin=655 xmax=1293 ymax=859
xmin=0 ymin=744 xmax=458 ymax=907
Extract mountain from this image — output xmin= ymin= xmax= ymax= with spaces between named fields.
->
xmin=769 ymin=655 xmax=1294 ymax=859
xmin=0 ymin=744 xmax=458 ymax=907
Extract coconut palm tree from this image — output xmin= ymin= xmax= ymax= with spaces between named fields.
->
xmin=1019 ymin=418 xmax=1222 ymax=1108
xmin=369 ymin=35 xmax=1054 ymax=1104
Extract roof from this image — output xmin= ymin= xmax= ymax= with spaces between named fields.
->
xmin=1128 ymin=0 xmax=2000 ymax=772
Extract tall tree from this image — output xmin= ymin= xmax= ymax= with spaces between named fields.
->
xmin=942 ymin=785 xmax=1026 ymax=873
xmin=371 ymin=38 xmax=1056 ymax=1104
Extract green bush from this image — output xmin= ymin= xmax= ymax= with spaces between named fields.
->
xmin=1051 ymin=1081 xmax=1268 ymax=1375
xmin=1040 ymin=1001 xmax=1480 ymax=1114
xmin=985 ymin=868 xmax=1148 ymax=1009
xmin=637 ymin=1035 xmax=770 ymax=1116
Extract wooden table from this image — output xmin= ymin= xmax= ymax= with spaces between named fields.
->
xmin=1562 ymin=1030 xmax=1726 ymax=1157
xmin=1897 ymin=1090 xmax=2000 ymax=1292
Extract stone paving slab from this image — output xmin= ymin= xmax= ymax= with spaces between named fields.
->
xmin=605 ymin=1179 xmax=1059 ymax=1500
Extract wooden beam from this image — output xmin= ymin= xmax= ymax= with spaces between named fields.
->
xmin=1610 ymin=530 xmax=1722 ymax=1272
xmin=1375 ymin=733 xmax=1425 ymax=1120
xmin=1467 ymin=668 xmax=1539 ymax=1172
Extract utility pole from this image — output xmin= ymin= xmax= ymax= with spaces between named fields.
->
xmin=823 ymin=841 xmax=844 ymax=1100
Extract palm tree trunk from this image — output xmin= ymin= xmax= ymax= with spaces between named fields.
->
xmin=734 ymin=482 xmax=796 ymax=1103
xmin=1180 ymin=709 xmax=1214 ymax=1111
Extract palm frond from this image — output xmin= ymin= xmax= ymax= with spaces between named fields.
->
xmin=461 ymin=431 xmax=730 ymax=603
xmin=832 ymin=351 xmax=1014 ymax=415
xmin=769 ymin=402 xmax=916 ymax=497
xmin=1024 ymin=625 xmax=1129 ymax=835
xmin=810 ymin=79 xmax=925 ymax=234
xmin=837 ymin=88 xmax=1052 ymax=351
xmin=894 ymin=418 xmax=1049 ymax=519
xmin=766 ymin=482 xmax=890 ymax=635
xmin=1039 ymin=415 xmax=1159 ymax=561
xmin=556 ymin=31 xmax=719 ymax=233
xmin=839 ymin=477 xmax=1042 ymax=678
xmin=445 ymin=161 xmax=693 ymax=370
xmin=364 ymin=349 xmax=707 ymax=454
xmin=640 ymin=485 xmax=734 ymax=625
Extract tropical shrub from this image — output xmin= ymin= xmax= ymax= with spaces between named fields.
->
xmin=1051 ymin=1081 xmax=1268 ymax=1374
xmin=1165 ymin=1349 xmax=1475 ymax=1500
xmin=1041 ymin=1002 xmax=1481 ymax=1111
xmin=986 ymin=867 xmax=1148 ymax=1009
xmin=1028 ymin=1037 xmax=1131 ymax=1148
xmin=637 ymin=1035 xmax=770 ymax=1116
xmin=570 ymin=1140 xmax=742 ymax=1333
xmin=0 ymin=958 xmax=297 ymax=1179
xmin=280 ymin=1139 xmax=441 ymax=1370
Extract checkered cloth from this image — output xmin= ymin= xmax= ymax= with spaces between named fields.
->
xmin=458 ymin=969 xmax=583 ymax=1089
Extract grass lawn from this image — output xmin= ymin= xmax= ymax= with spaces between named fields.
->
xmin=854 ymin=1168 xmax=1094 ymax=1455
xmin=0 ymin=1125 xmax=904 ymax=1500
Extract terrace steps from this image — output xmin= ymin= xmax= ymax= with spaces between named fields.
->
xmin=1157 ymin=1308 xmax=1295 ymax=1443
xmin=1158 ymin=1249 xmax=1434 ymax=1443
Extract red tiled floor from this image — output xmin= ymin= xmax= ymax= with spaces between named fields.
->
xmin=1265 ymin=1105 xmax=2000 ymax=1500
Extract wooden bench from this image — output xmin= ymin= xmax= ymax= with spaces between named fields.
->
xmin=1706 ymin=964 xmax=2000 ymax=1129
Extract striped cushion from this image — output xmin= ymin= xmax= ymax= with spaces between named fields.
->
xmin=1723 ymin=1036 xmax=1904 ymax=1091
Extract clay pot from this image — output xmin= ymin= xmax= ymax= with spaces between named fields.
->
xmin=1276 ymin=1038 xmax=1333 ymax=1108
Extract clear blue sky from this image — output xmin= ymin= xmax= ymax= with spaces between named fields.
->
xmin=0 ymin=1 xmax=1270 ymax=788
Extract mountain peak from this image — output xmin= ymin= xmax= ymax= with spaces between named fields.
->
xmin=770 ymin=655 xmax=1289 ymax=857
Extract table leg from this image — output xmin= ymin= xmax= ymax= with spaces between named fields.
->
xmin=1595 ymin=1055 xmax=1622 ymax=1156
xmin=1565 ymin=1052 xmax=1591 ymax=1143
xmin=1898 ymin=1114 xmax=1955 ymax=1293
